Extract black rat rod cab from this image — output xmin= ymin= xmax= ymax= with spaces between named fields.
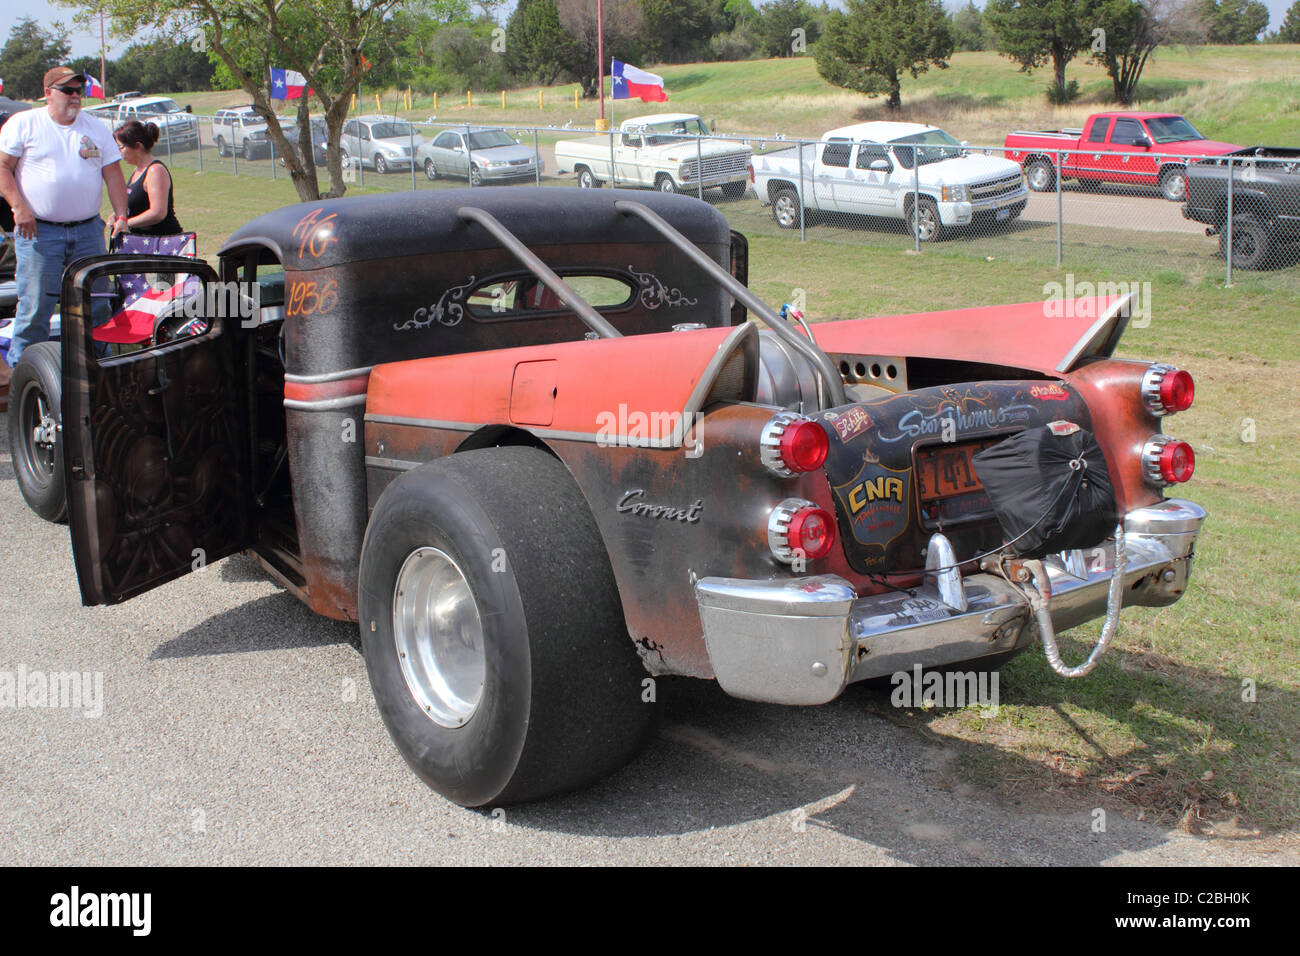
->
xmin=58 ymin=188 xmax=1206 ymax=806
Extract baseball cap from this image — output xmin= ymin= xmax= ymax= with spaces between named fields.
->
xmin=43 ymin=67 xmax=83 ymax=90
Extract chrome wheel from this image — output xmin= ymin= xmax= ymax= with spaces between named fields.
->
xmin=772 ymin=190 xmax=800 ymax=229
xmin=17 ymin=381 xmax=58 ymax=484
xmin=470 ymin=165 xmax=482 ymax=186
xmin=1160 ymin=168 xmax=1186 ymax=202
xmin=911 ymin=200 xmax=941 ymax=242
xmin=577 ymin=168 xmax=597 ymax=189
xmin=1026 ymin=159 xmax=1054 ymax=192
xmin=424 ymin=158 xmax=438 ymax=181
xmin=374 ymin=154 xmax=389 ymax=175
xmin=392 ymin=546 xmax=486 ymax=729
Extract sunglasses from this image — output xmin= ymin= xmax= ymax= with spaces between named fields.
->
xmin=52 ymin=84 xmax=85 ymax=95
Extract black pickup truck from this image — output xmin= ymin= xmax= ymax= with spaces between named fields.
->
xmin=1182 ymin=146 xmax=1300 ymax=269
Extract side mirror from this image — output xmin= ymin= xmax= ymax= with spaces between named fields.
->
xmin=710 ymin=119 xmax=717 ymax=132
xmin=868 ymin=159 xmax=892 ymax=172
xmin=1136 ymin=136 xmax=1151 ymax=148
xmin=185 ymin=105 xmax=192 ymax=113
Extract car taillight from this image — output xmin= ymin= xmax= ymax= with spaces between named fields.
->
xmin=1142 ymin=363 xmax=1195 ymax=416
xmin=1142 ymin=435 xmax=1195 ymax=485
xmin=748 ymin=163 xmax=754 ymax=184
xmin=768 ymin=498 xmax=836 ymax=563
xmin=760 ymin=412 xmax=829 ymax=477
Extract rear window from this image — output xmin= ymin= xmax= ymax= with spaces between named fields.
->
xmin=1087 ymin=117 xmax=1112 ymax=143
xmin=466 ymin=273 xmax=635 ymax=318
xmin=821 ymin=140 xmax=851 ymax=167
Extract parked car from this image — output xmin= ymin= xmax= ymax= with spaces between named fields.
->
xmin=1004 ymin=112 xmax=1240 ymax=202
xmin=278 ymin=117 xmax=329 ymax=167
xmin=340 ymin=115 xmax=421 ymax=173
xmin=212 ymin=106 xmax=272 ymax=160
xmin=1182 ymin=146 xmax=1300 ymax=269
xmin=86 ymin=93 xmax=201 ymax=151
xmin=554 ymin=113 xmax=751 ymax=195
xmin=753 ymin=122 xmax=1028 ymax=241
xmin=11 ymin=187 xmax=1205 ymax=807
xmin=416 ymin=127 xmax=542 ymax=184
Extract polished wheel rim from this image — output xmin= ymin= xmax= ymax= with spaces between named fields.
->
xmin=17 ymin=381 xmax=56 ymax=486
xmin=774 ymin=196 xmax=797 ymax=227
xmin=659 ymin=178 xmax=674 ymax=192
xmin=393 ymin=547 xmax=486 ymax=729
xmin=1028 ymin=165 xmax=1050 ymax=190
xmin=425 ymin=160 xmax=437 ymax=180
xmin=915 ymin=206 xmax=937 ymax=240
xmin=1163 ymin=173 xmax=1185 ymax=201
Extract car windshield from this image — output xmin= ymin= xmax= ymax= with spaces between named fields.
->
xmin=890 ymin=129 xmax=963 ymax=167
xmin=468 ymin=130 xmax=516 ymax=150
xmin=371 ymin=122 xmax=414 ymax=139
xmin=1146 ymin=116 xmax=1204 ymax=143
xmin=136 ymin=100 xmax=183 ymax=115
xmin=644 ymin=118 xmax=707 ymax=144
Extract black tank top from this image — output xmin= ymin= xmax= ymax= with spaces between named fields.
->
xmin=126 ymin=160 xmax=182 ymax=236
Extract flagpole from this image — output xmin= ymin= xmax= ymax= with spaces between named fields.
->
xmin=99 ymin=9 xmax=106 ymax=99
xmin=595 ymin=0 xmax=607 ymax=131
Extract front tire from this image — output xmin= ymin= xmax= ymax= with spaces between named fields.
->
xmin=576 ymin=166 xmax=599 ymax=189
xmin=908 ymin=197 xmax=944 ymax=242
xmin=469 ymin=165 xmax=483 ymax=187
xmin=655 ymin=174 xmax=678 ymax=194
xmin=374 ymin=154 xmax=389 ymax=175
xmin=7 ymin=341 xmax=66 ymax=522
xmin=1025 ymin=158 xmax=1055 ymax=192
xmin=243 ymin=139 xmax=255 ymax=162
xmin=358 ymin=447 xmax=655 ymax=806
xmin=1159 ymin=166 xmax=1187 ymax=202
xmin=424 ymin=158 xmax=438 ymax=181
xmin=215 ymin=136 xmax=228 ymax=158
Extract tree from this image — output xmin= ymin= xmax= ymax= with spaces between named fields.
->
xmin=1275 ymin=0 xmax=1300 ymax=41
xmin=1089 ymin=0 xmax=1161 ymax=103
xmin=0 ymin=18 xmax=72 ymax=99
xmin=815 ymin=0 xmax=952 ymax=109
xmin=640 ymin=0 xmax=728 ymax=63
xmin=985 ymin=0 xmax=1096 ymax=103
xmin=55 ymin=0 xmax=407 ymax=203
xmin=754 ymin=0 xmax=824 ymax=57
xmin=555 ymin=0 xmax=646 ymax=98
xmin=949 ymin=1 xmax=989 ymax=50
xmin=505 ymin=0 xmax=579 ymax=85
xmin=1194 ymin=0 xmax=1269 ymax=41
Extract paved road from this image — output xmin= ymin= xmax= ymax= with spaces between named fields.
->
xmin=1 ymin=446 xmax=1292 ymax=866
xmin=1023 ymin=184 xmax=1206 ymax=235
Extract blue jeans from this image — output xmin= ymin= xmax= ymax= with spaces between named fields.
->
xmin=7 ymin=217 xmax=107 ymax=367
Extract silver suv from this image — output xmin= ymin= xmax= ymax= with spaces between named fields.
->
xmin=86 ymin=94 xmax=200 ymax=150
xmin=340 ymin=115 xmax=421 ymax=174
xmin=212 ymin=106 xmax=272 ymax=160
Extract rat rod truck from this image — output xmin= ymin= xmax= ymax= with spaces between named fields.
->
xmin=37 ymin=188 xmax=1204 ymax=806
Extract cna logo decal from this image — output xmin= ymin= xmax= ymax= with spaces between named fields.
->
xmin=833 ymin=455 xmax=912 ymax=556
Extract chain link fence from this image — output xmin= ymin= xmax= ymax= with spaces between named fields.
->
xmin=159 ymin=117 xmax=1300 ymax=290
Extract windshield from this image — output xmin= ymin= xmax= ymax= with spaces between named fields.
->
xmin=468 ymin=130 xmax=516 ymax=150
xmin=136 ymin=99 xmax=183 ymax=115
xmin=890 ymin=129 xmax=963 ymax=168
xmin=644 ymin=118 xmax=707 ymax=144
xmin=371 ymin=122 xmax=414 ymax=139
xmin=1146 ymin=116 xmax=1204 ymax=143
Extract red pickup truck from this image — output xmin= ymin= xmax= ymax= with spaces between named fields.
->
xmin=1004 ymin=112 xmax=1240 ymax=202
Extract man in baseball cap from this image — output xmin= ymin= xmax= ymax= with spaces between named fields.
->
xmin=0 ymin=64 xmax=129 ymax=369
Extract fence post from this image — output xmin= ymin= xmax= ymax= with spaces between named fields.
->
xmin=466 ymin=123 xmax=474 ymax=186
xmin=913 ymin=147 xmax=920 ymax=254
xmin=197 ymin=126 xmax=203 ymax=172
xmin=696 ymin=133 xmax=703 ymax=200
xmin=1056 ymin=149 xmax=1063 ymax=269
xmin=534 ymin=128 xmax=541 ymax=186
xmin=410 ymin=125 xmax=416 ymax=191
xmin=797 ymin=139 xmax=806 ymax=242
xmin=609 ymin=128 xmax=616 ymax=188
xmin=1225 ymin=156 xmax=1234 ymax=287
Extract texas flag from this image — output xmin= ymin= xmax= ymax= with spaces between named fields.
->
xmin=82 ymin=74 xmax=105 ymax=100
xmin=270 ymin=67 xmax=311 ymax=100
xmin=611 ymin=60 xmax=667 ymax=103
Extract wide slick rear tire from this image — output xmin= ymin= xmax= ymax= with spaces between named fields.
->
xmin=357 ymin=446 xmax=654 ymax=806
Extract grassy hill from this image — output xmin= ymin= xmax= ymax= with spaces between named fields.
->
xmin=169 ymin=45 xmax=1300 ymax=146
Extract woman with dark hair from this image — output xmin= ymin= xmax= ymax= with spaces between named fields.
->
xmin=114 ymin=120 xmax=183 ymax=236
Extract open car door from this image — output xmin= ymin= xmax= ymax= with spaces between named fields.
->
xmin=61 ymin=254 xmax=255 ymax=606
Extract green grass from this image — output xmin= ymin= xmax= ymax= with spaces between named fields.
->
xmin=122 ymin=62 xmax=1300 ymax=835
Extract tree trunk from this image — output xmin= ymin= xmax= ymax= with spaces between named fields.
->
xmin=1053 ymin=48 xmax=1068 ymax=101
xmin=886 ymin=71 xmax=901 ymax=110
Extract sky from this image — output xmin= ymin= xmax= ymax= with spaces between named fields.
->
xmin=1 ymin=0 xmax=1296 ymax=62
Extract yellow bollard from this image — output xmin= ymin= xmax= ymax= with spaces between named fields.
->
xmin=374 ymin=93 xmax=381 ymax=112
xmin=433 ymin=91 xmax=438 ymax=110
xmin=574 ymin=88 xmax=579 ymax=109
xmin=538 ymin=89 xmax=544 ymax=109
xmin=407 ymin=86 xmax=412 ymax=110
xmin=351 ymin=93 xmax=356 ymax=111
xmin=501 ymin=90 xmax=506 ymax=109
xmin=467 ymin=90 xmax=472 ymax=108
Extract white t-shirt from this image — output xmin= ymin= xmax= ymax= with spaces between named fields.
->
xmin=0 ymin=107 xmax=120 ymax=223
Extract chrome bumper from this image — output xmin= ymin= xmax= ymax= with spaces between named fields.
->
xmin=695 ymin=499 xmax=1205 ymax=705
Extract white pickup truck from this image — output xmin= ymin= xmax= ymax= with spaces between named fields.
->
xmin=553 ymin=113 xmax=752 ymax=196
xmin=752 ymin=121 xmax=1028 ymax=241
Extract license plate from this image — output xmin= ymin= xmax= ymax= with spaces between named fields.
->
xmin=996 ymin=207 xmax=1011 ymax=221
xmin=916 ymin=441 xmax=996 ymax=502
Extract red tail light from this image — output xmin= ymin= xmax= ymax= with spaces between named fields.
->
xmin=1142 ymin=436 xmax=1195 ymax=485
xmin=768 ymin=498 xmax=836 ymax=563
xmin=748 ymin=164 xmax=754 ymax=184
xmin=761 ymin=413 xmax=829 ymax=477
xmin=1142 ymin=364 xmax=1195 ymax=415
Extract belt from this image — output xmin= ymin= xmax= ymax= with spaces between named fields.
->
xmin=34 ymin=216 xmax=99 ymax=228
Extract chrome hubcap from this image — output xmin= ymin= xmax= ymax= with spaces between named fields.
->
xmin=775 ymin=198 xmax=796 ymax=226
xmin=1029 ymin=165 xmax=1049 ymax=189
xmin=20 ymin=384 xmax=57 ymax=477
xmin=392 ymin=547 xmax=486 ymax=728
